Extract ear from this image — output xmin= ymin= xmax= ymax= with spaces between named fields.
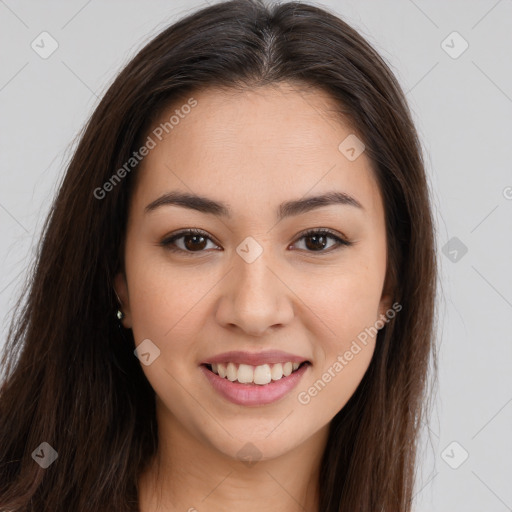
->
xmin=114 ymin=271 xmax=132 ymax=329
xmin=377 ymin=291 xmax=393 ymax=320
xmin=376 ymin=273 xmax=394 ymax=328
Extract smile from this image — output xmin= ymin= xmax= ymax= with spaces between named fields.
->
xmin=200 ymin=361 xmax=311 ymax=406
xmin=205 ymin=361 xmax=307 ymax=385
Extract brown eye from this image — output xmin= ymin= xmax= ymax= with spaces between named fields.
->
xmin=161 ymin=228 xmax=352 ymax=255
xmin=161 ymin=229 xmax=220 ymax=253
xmin=304 ymin=233 xmax=329 ymax=251
xmin=182 ymin=233 xmax=208 ymax=251
xmin=292 ymin=229 xmax=352 ymax=253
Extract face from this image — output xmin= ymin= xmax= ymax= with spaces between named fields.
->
xmin=115 ymin=82 xmax=392 ymax=461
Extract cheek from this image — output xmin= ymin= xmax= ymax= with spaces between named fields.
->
xmin=125 ymin=246 xmax=217 ymax=360
xmin=296 ymin=257 xmax=385 ymax=339
xmin=291 ymin=249 xmax=385 ymax=399
xmin=294 ymin=270 xmax=380 ymax=413
xmin=125 ymin=257 xmax=211 ymax=402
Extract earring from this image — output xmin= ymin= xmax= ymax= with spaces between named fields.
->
xmin=114 ymin=288 xmax=125 ymax=321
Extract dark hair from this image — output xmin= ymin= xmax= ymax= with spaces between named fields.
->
xmin=0 ymin=0 xmax=437 ymax=510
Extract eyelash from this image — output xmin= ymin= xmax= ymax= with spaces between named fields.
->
xmin=160 ymin=228 xmax=353 ymax=255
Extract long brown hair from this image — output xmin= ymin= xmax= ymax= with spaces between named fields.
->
xmin=0 ymin=1 xmax=437 ymax=510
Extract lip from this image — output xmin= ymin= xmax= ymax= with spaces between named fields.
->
xmin=200 ymin=362 xmax=310 ymax=406
xmin=201 ymin=350 xmax=309 ymax=366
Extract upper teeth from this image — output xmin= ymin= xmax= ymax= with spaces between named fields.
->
xmin=210 ymin=362 xmax=302 ymax=385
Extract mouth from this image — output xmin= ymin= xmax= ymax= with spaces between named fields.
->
xmin=199 ymin=360 xmax=311 ymax=406
xmin=202 ymin=360 xmax=311 ymax=386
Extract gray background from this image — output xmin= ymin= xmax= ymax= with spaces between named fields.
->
xmin=1 ymin=0 xmax=511 ymax=510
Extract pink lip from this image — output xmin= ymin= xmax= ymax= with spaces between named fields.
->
xmin=199 ymin=363 xmax=310 ymax=406
xmin=201 ymin=350 xmax=309 ymax=366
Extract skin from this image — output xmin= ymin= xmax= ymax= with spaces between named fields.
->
xmin=115 ymin=82 xmax=392 ymax=511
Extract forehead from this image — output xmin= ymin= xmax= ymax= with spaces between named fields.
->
xmin=133 ymin=83 xmax=383 ymax=218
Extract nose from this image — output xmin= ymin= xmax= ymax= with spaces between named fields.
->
xmin=215 ymin=248 xmax=294 ymax=337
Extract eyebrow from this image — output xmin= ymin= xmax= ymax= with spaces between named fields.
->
xmin=144 ymin=190 xmax=364 ymax=219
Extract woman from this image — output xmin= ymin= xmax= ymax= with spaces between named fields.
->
xmin=0 ymin=0 xmax=437 ymax=510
